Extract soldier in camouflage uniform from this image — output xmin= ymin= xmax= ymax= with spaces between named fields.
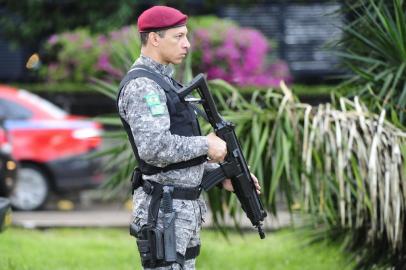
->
xmin=117 ymin=6 xmax=261 ymax=270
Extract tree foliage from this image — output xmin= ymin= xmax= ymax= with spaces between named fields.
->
xmin=0 ymin=0 xmax=136 ymax=46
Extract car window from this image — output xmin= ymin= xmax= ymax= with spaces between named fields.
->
xmin=0 ymin=99 xmax=33 ymax=120
xmin=18 ymin=90 xmax=67 ymax=119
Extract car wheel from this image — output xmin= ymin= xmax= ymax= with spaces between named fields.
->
xmin=10 ymin=164 xmax=49 ymax=211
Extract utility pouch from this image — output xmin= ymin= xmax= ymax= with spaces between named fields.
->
xmin=136 ymin=224 xmax=164 ymax=267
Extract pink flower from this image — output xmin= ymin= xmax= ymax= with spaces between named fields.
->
xmin=66 ymin=33 xmax=79 ymax=42
xmin=97 ymin=54 xmax=110 ymax=70
xmin=207 ymin=67 xmax=227 ymax=80
xmin=48 ymin=63 xmax=58 ymax=72
xmin=192 ymin=23 xmax=292 ymax=88
xmin=98 ymin=35 xmax=107 ymax=45
xmin=82 ymin=39 xmax=93 ymax=50
xmin=48 ymin=35 xmax=59 ymax=45
xmin=202 ymin=51 xmax=213 ymax=65
xmin=96 ymin=53 xmax=123 ymax=78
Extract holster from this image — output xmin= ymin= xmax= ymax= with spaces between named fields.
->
xmin=136 ymin=224 xmax=165 ymax=268
xmin=131 ymin=180 xmax=202 ymax=268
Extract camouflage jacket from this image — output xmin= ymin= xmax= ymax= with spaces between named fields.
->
xmin=118 ymin=55 xmax=218 ymax=230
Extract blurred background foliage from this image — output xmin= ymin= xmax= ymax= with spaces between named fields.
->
xmin=0 ymin=0 xmax=340 ymax=48
xmin=338 ymin=0 xmax=406 ymax=126
xmin=39 ymin=26 xmax=137 ymax=84
xmin=0 ymin=0 xmax=135 ymax=47
xmin=189 ymin=17 xmax=291 ymax=87
xmin=38 ymin=16 xmax=290 ymax=89
xmin=3 ymin=0 xmax=406 ymax=269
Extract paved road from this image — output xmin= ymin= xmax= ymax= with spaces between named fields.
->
xmin=11 ymin=189 xmax=297 ymax=230
xmin=12 ymin=205 xmax=295 ymax=231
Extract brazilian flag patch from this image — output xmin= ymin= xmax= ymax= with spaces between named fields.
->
xmin=145 ymin=93 xmax=164 ymax=116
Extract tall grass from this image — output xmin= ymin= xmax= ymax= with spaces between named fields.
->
xmin=207 ymin=80 xmax=406 ymax=268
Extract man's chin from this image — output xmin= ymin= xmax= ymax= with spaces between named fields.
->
xmin=172 ymin=58 xmax=184 ymax=65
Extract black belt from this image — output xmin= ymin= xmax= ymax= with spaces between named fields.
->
xmin=142 ymin=180 xmax=202 ymax=200
xmin=142 ymin=180 xmax=202 ymax=227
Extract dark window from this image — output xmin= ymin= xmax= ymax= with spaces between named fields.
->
xmin=0 ymin=99 xmax=32 ymax=120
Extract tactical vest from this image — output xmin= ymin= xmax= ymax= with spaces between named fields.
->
xmin=116 ymin=64 xmax=207 ymax=175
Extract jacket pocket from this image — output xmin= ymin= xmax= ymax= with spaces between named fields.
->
xmin=174 ymin=200 xmax=195 ymax=229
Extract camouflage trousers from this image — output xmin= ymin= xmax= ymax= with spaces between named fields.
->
xmin=132 ymin=189 xmax=206 ymax=270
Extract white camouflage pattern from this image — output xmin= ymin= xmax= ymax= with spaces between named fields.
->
xmin=118 ymin=55 xmax=219 ymax=270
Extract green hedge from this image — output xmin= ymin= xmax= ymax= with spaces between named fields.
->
xmin=10 ymin=82 xmax=338 ymax=97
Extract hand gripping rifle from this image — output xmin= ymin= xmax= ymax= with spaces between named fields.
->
xmin=179 ymin=74 xmax=267 ymax=239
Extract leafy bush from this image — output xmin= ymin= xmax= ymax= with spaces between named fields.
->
xmin=299 ymin=98 xmax=406 ymax=269
xmin=0 ymin=1 xmax=135 ymax=47
xmin=94 ymin=74 xmax=406 ymax=268
xmin=206 ymin=82 xmax=406 ymax=269
xmin=190 ymin=16 xmax=291 ymax=87
xmin=41 ymin=26 xmax=139 ymax=83
xmin=41 ymin=16 xmax=291 ymax=88
xmin=338 ymin=0 xmax=406 ymax=124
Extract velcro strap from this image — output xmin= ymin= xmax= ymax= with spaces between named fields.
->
xmin=172 ymin=186 xmax=202 ymax=200
xmin=131 ymin=168 xmax=143 ymax=194
xmin=185 ymin=245 xmax=200 ymax=259
xmin=143 ymin=181 xmax=202 ymax=200
xmin=140 ymin=155 xmax=207 ymax=176
xmin=142 ymin=245 xmax=200 ymax=268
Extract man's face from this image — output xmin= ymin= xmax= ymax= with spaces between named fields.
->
xmin=156 ymin=26 xmax=190 ymax=65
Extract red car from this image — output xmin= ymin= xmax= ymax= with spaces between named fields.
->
xmin=0 ymin=85 xmax=104 ymax=210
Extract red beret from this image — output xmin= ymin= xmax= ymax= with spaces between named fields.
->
xmin=137 ymin=6 xmax=188 ymax=32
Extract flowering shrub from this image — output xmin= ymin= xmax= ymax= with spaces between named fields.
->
xmin=41 ymin=26 xmax=138 ymax=83
xmin=41 ymin=16 xmax=290 ymax=88
xmin=191 ymin=19 xmax=291 ymax=87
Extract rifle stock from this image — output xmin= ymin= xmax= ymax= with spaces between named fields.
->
xmin=179 ymin=74 xmax=267 ymax=239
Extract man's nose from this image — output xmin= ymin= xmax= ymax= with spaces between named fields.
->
xmin=183 ymin=37 xmax=191 ymax=49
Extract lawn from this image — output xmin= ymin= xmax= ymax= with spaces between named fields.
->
xmin=0 ymin=227 xmax=354 ymax=270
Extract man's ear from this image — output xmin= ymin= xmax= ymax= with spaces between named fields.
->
xmin=149 ymin=32 xmax=160 ymax=47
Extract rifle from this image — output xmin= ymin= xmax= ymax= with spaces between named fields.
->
xmin=179 ymin=74 xmax=267 ymax=239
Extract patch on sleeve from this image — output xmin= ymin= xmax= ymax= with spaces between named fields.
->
xmin=144 ymin=93 xmax=165 ymax=116
xmin=149 ymin=104 xmax=165 ymax=116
